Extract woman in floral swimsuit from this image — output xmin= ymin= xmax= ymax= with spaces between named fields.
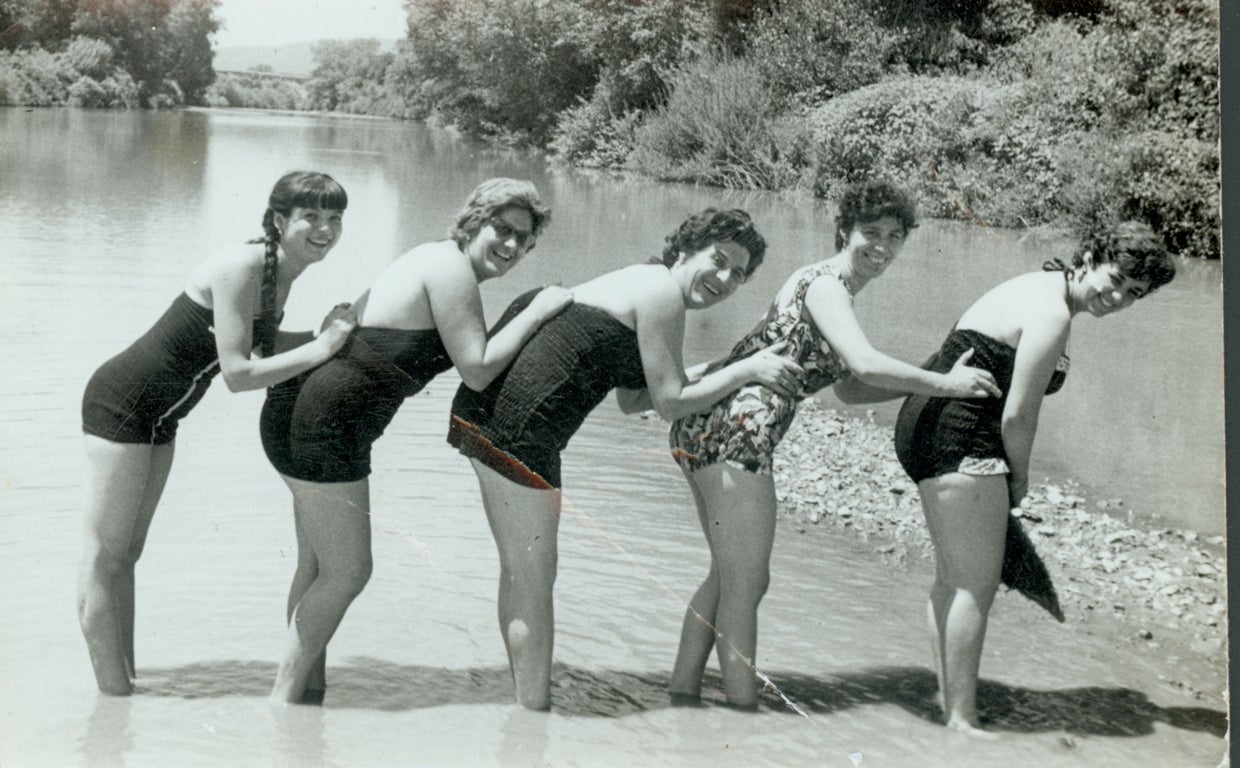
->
xmin=667 ymin=181 xmax=1001 ymax=709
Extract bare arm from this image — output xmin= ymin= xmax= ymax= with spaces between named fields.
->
xmin=806 ymin=278 xmax=1000 ymax=399
xmin=832 ymin=375 xmax=905 ymax=404
xmin=272 ymin=330 xmax=315 ymax=354
xmin=615 ymin=387 xmax=655 ymax=414
xmin=633 ymin=276 xmax=801 ymax=421
xmin=1001 ymin=317 xmax=1069 ymax=506
xmin=426 ymin=252 xmax=572 ymax=391
xmin=209 ymin=248 xmax=354 ymax=392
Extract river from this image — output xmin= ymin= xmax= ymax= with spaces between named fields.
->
xmin=0 ymin=107 xmax=1226 ymax=767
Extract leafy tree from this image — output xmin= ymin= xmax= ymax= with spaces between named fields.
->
xmin=70 ymin=0 xmax=170 ymax=99
xmin=161 ymin=0 xmax=218 ymax=104
xmin=306 ymin=38 xmax=391 ymax=112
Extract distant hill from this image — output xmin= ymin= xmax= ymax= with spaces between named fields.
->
xmin=214 ymin=39 xmax=399 ymax=79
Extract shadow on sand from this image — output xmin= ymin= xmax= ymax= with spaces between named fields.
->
xmin=134 ymin=660 xmax=1226 ymax=738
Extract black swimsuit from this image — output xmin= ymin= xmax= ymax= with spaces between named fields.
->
xmin=82 ymin=280 xmax=278 ymax=446
xmin=894 ymin=329 xmax=1069 ymax=483
xmin=260 ymin=327 xmax=452 ymax=483
xmin=447 ymin=289 xmax=647 ymax=490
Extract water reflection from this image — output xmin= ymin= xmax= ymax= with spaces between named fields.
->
xmin=81 ymin=696 xmax=132 ymax=768
xmin=270 ymin=701 xmax=334 ymax=768
xmin=498 ymin=707 xmax=549 ymax=767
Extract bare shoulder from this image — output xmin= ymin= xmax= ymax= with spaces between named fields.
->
xmin=958 ymin=271 xmax=1069 ymax=343
xmin=187 ymin=242 xmax=264 ymax=303
xmin=805 ymin=270 xmax=851 ymax=303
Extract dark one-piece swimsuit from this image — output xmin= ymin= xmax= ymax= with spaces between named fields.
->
xmin=260 ymin=326 xmax=452 ymax=483
xmin=447 ymin=288 xmax=648 ymax=490
xmin=894 ymin=328 xmax=1069 ymax=483
xmin=81 ymin=259 xmax=280 ymax=445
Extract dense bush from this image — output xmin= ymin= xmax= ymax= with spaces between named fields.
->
xmin=304 ymin=39 xmax=395 ymax=114
xmin=0 ymin=0 xmax=218 ymax=106
xmin=805 ymin=71 xmax=1220 ymax=259
xmin=629 ymin=56 xmax=808 ymax=190
xmin=1056 ymin=131 xmax=1220 ymax=260
xmin=740 ymin=0 xmax=895 ymax=106
xmin=548 ymin=83 xmax=644 ymax=169
xmin=806 ymin=76 xmax=975 ymax=209
xmin=0 ymin=43 xmax=137 ymax=107
xmin=203 ymin=70 xmax=305 ymax=110
xmin=401 ymin=0 xmax=600 ymax=143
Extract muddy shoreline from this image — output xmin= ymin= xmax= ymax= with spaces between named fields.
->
xmin=769 ymin=402 xmax=1227 ymax=699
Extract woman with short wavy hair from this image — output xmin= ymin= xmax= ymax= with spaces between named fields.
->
xmin=667 ymin=181 xmax=1001 ymax=709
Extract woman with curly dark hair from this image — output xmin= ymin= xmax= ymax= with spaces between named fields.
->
xmin=894 ymin=220 xmax=1175 ymax=734
xmin=448 ymin=207 xmax=802 ymax=710
xmin=667 ymin=181 xmax=1001 ymax=709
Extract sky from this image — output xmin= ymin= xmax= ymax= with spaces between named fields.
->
xmin=212 ymin=0 xmax=408 ymax=48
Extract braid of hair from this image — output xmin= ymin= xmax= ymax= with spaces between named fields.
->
xmin=258 ymin=209 xmax=280 ymax=358
xmin=1041 ymin=257 xmax=1069 ymax=274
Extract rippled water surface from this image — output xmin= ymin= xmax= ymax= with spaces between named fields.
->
xmin=0 ymin=108 xmax=1226 ymax=767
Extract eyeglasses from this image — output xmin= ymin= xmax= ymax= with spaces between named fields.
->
xmin=488 ymin=216 xmax=536 ymax=250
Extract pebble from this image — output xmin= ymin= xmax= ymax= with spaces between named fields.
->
xmin=1139 ymin=629 xmax=1154 ymax=640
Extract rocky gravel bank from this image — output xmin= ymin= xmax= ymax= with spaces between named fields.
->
xmin=771 ymin=402 xmax=1227 ymax=681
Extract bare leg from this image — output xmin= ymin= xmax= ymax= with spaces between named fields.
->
xmin=471 ymin=460 xmax=561 ymax=711
xmin=285 ymin=493 xmax=327 ymax=700
xmin=77 ymin=436 xmax=174 ymax=695
xmin=669 ymin=468 xmax=719 ymax=702
xmin=120 ymin=442 xmax=173 ymax=679
xmin=673 ymin=464 xmax=775 ymax=709
xmin=922 ymin=497 xmax=949 ymax=713
xmin=918 ymin=473 xmax=1008 ymax=735
xmin=270 ymin=476 xmax=371 ymax=704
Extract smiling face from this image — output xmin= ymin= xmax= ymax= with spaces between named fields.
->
xmin=274 ymin=206 xmax=343 ymax=263
xmin=675 ymin=239 xmax=752 ymax=309
xmin=466 ymin=205 xmax=536 ymax=280
xmin=1075 ymin=259 xmax=1152 ymax=317
xmin=841 ymin=215 xmax=907 ymax=282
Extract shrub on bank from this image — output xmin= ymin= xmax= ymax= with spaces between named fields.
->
xmin=629 ymin=56 xmax=809 ymax=190
xmin=203 ymin=72 xmax=306 ymax=110
xmin=806 ymin=72 xmax=1220 ymax=258
xmin=549 ymin=84 xmax=644 ymax=169
xmin=741 ymin=0 xmax=896 ymax=107
xmin=0 ymin=45 xmax=139 ymax=108
xmin=1056 ymin=131 xmax=1220 ymax=260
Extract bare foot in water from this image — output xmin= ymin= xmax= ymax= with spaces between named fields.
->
xmin=946 ymin=717 xmax=999 ymax=740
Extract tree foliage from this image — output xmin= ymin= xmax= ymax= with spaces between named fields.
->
xmin=0 ymin=0 xmax=219 ymax=105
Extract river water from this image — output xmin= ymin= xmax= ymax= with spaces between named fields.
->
xmin=0 ymin=108 xmax=1226 ymax=766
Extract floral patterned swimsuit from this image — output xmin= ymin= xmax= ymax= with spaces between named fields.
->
xmin=669 ymin=260 xmax=853 ymax=474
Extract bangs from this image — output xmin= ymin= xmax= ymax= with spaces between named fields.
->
xmin=293 ymin=176 xmax=348 ymax=211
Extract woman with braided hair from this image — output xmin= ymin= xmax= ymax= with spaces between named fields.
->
xmin=77 ymin=171 xmax=357 ymax=695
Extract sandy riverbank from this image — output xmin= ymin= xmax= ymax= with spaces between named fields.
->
xmin=768 ymin=402 xmax=1227 ymax=704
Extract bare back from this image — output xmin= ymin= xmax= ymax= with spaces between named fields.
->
xmin=955 ymin=271 xmax=1071 ymax=349
xmin=570 ymin=263 xmax=675 ymax=331
xmin=360 ymin=240 xmax=462 ymax=331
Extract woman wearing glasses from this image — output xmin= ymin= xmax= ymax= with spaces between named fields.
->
xmin=260 ymin=178 xmax=572 ymax=703
xmin=667 ymin=181 xmax=1000 ymax=709
xmin=448 ymin=207 xmax=804 ymax=710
